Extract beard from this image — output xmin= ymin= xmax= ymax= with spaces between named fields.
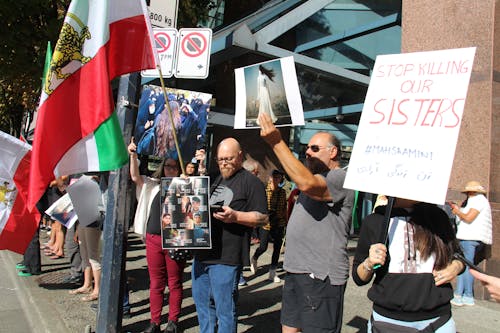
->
xmin=219 ymin=166 xmax=236 ymax=179
xmin=305 ymin=157 xmax=330 ymax=174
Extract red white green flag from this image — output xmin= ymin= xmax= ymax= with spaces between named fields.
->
xmin=0 ymin=131 xmax=41 ymax=254
xmin=29 ymin=0 xmax=157 ymax=208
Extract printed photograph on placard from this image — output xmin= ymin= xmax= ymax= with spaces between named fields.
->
xmin=160 ymin=176 xmax=211 ymax=249
xmin=234 ymin=56 xmax=305 ymax=129
xmin=45 ymin=193 xmax=78 ymax=229
xmin=134 ymin=85 xmax=213 ymax=162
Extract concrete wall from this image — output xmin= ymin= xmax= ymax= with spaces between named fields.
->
xmin=402 ymin=0 xmax=499 ymax=299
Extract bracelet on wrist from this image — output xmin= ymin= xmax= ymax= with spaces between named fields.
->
xmin=363 ymin=259 xmax=373 ymax=272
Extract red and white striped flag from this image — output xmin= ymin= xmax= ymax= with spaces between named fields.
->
xmin=0 ymin=131 xmax=41 ymax=254
xmin=29 ymin=0 xmax=157 ymax=208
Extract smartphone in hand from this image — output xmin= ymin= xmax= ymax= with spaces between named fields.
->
xmin=210 ymin=204 xmax=223 ymax=213
xmin=453 ymin=253 xmax=484 ymax=273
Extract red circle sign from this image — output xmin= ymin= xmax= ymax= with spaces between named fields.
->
xmin=154 ymin=32 xmax=171 ymax=53
xmin=181 ymin=32 xmax=207 ymax=58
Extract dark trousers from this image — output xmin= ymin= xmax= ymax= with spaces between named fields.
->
xmin=23 ymin=226 xmax=41 ymax=274
xmin=65 ymin=224 xmax=82 ymax=278
xmin=253 ymin=226 xmax=284 ymax=268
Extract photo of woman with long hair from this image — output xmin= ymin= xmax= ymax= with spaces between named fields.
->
xmin=155 ymin=100 xmax=181 ymax=159
xmin=256 ymin=64 xmax=277 ymax=125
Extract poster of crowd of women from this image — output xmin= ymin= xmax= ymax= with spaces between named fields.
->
xmin=234 ymin=56 xmax=305 ymax=129
xmin=134 ymin=85 xmax=212 ymax=162
xmin=160 ymin=176 xmax=211 ymax=249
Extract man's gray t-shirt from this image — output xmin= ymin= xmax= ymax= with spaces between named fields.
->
xmin=283 ymin=168 xmax=354 ymax=285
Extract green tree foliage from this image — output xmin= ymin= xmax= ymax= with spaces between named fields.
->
xmin=0 ymin=0 xmax=68 ymax=135
xmin=178 ymin=0 xmax=216 ymax=28
xmin=0 ymin=0 xmax=214 ymax=136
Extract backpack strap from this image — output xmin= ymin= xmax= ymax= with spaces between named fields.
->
xmin=420 ymin=312 xmax=451 ymax=333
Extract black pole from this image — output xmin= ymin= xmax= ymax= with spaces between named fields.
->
xmin=95 ymin=72 xmax=141 ymax=332
xmin=373 ymin=196 xmax=395 ymax=270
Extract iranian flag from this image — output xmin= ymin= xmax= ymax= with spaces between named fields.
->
xmin=28 ymin=0 xmax=157 ymax=208
xmin=0 ymin=131 xmax=41 ymax=254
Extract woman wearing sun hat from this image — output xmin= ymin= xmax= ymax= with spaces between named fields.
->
xmin=449 ymin=181 xmax=492 ymax=306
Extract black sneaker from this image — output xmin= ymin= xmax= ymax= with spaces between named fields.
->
xmin=143 ymin=322 xmax=161 ymax=333
xmin=164 ymin=320 xmax=178 ymax=333
xmin=123 ymin=307 xmax=131 ymax=319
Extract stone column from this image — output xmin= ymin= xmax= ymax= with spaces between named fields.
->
xmin=402 ymin=0 xmax=500 ymax=298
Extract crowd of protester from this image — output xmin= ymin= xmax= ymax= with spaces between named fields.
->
xmin=14 ymin=113 xmax=498 ymax=333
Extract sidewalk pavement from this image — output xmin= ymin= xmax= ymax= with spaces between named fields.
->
xmin=1 ymin=232 xmax=500 ymax=333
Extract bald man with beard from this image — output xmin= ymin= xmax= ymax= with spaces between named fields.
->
xmin=191 ymin=137 xmax=268 ymax=333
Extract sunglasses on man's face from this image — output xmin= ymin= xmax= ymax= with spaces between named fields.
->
xmin=306 ymin=144 xmax=332 ymax=153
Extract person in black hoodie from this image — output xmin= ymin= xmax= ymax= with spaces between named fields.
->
xmin=352 ymin=198 xmax=465 ymax=333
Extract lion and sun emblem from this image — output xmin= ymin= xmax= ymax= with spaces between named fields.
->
xmin=44 ymin=12 xmax=92 ymax=95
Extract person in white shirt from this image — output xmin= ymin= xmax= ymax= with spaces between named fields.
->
xmin=449 ymin=180 xmax=492 ymax=306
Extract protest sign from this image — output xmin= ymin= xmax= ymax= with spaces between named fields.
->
xmin=160 ymin=176 xmax=211 ymax=249
xmin=344 ymin=47 xmax=476 ymax=204
xmin=67 ymin=175 xmax=104 ymax=227
xmin=45 ymin=193 xmax=78 ymax=228
xmin=134 ymin=85 xmax=212 ymax=163
xmin=234 ymin=56 xmax=304 ymax=129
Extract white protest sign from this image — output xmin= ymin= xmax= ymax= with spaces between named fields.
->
xmin=175 ymin=28 xmax=212 ymax=79
xmin=67 ymin=175 xmax=103 ymax=227
xmin=234 ymin=57 xmax=305 ymax=128
xmin=142 ymin=28 xmax=178 ymax=78
xmin=344 ymin=47 xmax=476 ymax=204
xmin=147 ymin=0 xmax=178 ymax=28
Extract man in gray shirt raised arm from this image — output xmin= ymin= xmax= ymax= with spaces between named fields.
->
xmin=259 ymin=113 xmax=354 ymax=333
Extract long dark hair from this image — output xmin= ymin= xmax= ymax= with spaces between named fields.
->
xmin=259 ymin=65 xmax=275 ymax=82
xmin=410 ymin=203 xmax=460 ymax=270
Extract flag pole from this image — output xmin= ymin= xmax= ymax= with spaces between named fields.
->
xmin=156 ymin=65 xmax=186 ymax=175
xmin=22 ymin=41 xmax=53 ymax=139
xmin=373 ymin=196 xmax=395 ymax=270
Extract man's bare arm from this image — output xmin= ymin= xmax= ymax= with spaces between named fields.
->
xmin=213 ymin=207 xmax=268 ymax=227
xmin=259 ymin=113 xmax=331 ymax=201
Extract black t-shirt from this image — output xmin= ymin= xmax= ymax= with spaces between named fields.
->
xmin=146 ymin=191 xmax=161 ymax=235
xmin=196 ymin=168 xmax=267 ymax=266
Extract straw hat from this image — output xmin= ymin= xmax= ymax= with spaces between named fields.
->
xmin=461 ymin=181 xmax=487 ymax=194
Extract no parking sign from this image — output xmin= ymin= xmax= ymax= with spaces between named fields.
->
xmin=175 ymin=28 xmax=212 ymax=79
xmin=142 ymin=28 xmax=178 ymax=78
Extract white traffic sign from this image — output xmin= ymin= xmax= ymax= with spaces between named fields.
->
xmin=175 ymin=28 xmax=212 ymax=79
xmin=147 ymin=0 xmax=178 ymax=28
xmin=142 ymin=28 xmax=178 ymax=78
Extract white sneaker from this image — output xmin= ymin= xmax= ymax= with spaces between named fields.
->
xmin=450 ymin=295 xmax=463 ymax=307
xmin=250 ymin=258 xmax=257 ymax=274
xmin=268 ymin=268 xmax=280 ymax=282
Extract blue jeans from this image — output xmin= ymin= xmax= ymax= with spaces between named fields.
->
xmin=456 ymin=240 xmax=482 ymax=297
xmin=191 ymin=259 xmax=239 ymax=333
xmin=368 ymin=311 xmax=456 ymax=333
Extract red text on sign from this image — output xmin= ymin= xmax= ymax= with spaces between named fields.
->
xmin=369 ymin=98 xmax=463 ymax=128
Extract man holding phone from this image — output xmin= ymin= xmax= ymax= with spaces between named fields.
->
xmin=191 ymin=137 xmax=268 ymax=333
